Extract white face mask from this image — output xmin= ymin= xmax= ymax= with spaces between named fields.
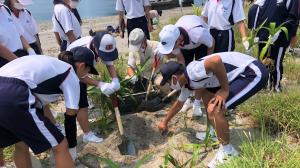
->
xmin=69 ymin=1 xmax=79 ymax=9
xmin=172 ymin=48 xmax=181 ymax=55
xmin=170 ymin=77 xmax=182 ymax=91
xmin=14 ymin=3 xmax=24 ymax=10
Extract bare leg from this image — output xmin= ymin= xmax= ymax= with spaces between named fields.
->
xmin=0 ymin=148 xmax=4 ymax=166
xmin=52 ymin=138 xmax=74 ymax=168
xmin=202 ymin=90 xmax=230 ymax=145
xmin=43 ymin=105 xmax=56 ymax=124
xmin=14 ymin=142 xmax=32 ymax=168
xmin=76 ymin=107 xmax=90 ymax=134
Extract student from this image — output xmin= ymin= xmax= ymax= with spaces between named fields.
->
xmin=52 ymin=0 xmax=81 ymax=51
xmin=158 ymin=15 xmax=215 ymax=117
xmin=61 ymin=33 xmax=120 ymax=155
xmin=5 ymin=0 xmax=43 ymax=54
xmin=248 ymin=0 xmax=299 ymax=92
xmin=0 ymin=2 xmax=36 ymax=58
xmin=157 ymin=52 xmax=269 ymax=168
xmin=202 ymin=0 xmax=249 ymax=52
xmin=0 ymin=46 xmax=99 ymax=167
xmin=127 ymin=28 xmax=163 ymax=83
xmin=116 ymin=0 xmax=152 ymax=39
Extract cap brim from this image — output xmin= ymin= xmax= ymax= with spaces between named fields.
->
xmin=158 ymin=43 xmax=174 ymax=55
xmin=89 ymin=67 xmax=99 ymax=75
xmin=98 ymin=48 xmax=118 ymax=61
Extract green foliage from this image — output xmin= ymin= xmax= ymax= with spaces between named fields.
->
xmin=192 ymin=4 xmax=201 ymax=16
xmin=159 ymin=152 xmax=192 ymax=168
xmin=238 ymin=87 xmax=300 ymax=136
xmin=3 ymin=146 xmax=14 ymax=162
xmin=219 ymin=133 xmax=300 ymax=168
xmin=283 ymin=56 xmax=300 ymax=82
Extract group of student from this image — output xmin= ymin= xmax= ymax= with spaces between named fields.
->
xmin=0 ymin=0 xmax=299 ymax=168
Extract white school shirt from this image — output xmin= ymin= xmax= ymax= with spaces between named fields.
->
xmin=116 ymin=0 xmax=150 ymax=19
xmin=66 ymin=36 xmax=113 ymax=66
xmin=52 ymin=4 xmax=81 ymax=43
xmin=178 ymin=52 xmax=256 ymax=102
xmin=175 ymin=15 xmax=213 ymax=50
xmin=0 ymin=5 xmax=24 ymax=52
xmin=0 ymin=55 xmax=80 ymax=109
xmin=202 ymin=0 xmax=245 ymax=30
xmin=13 ymin=10 xmax=38 ymax=44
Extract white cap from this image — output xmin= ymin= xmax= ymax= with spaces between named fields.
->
xmin=158 ymin=24 xmax=180 ymax=54
xmin=97 ymin=33 xmax=118 ymax=61
xmin=18 ymin=0 xmax=33 ymax=5
xmin=129 ymin=28 xmax=145 ymax=52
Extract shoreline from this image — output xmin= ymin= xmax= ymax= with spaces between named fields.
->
xmin=38 ymin=6 xmax=194 ymax=57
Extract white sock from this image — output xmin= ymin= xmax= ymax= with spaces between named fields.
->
xmin=223 ymin=144 xmax=233 ymax=154
xmin=194 ymin=99 xmax=201 ymax=106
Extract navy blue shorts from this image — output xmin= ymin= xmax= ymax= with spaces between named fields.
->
xmin=210 ymin=28 xmax=235 ymax=52
xmin=0 ymin=77 xmax=64 ymax=154
xmin=181 ymin=44 xmax=208 ymax=65
xmin=207 ymin=60 xmax=269 ymax=109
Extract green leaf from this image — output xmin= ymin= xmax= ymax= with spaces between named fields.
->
xmin=280 ymin=27 xmax=289 ymax=40
xmin=260 ymin=43 xmax=270 ymax=60
xmin=269 ymin=22 xmax=276 ymax=34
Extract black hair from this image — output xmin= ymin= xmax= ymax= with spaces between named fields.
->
xmin=178 ymin=27 xmax=190 ymax=46
xmin=58 ymin=51 xmax=77 ymax=72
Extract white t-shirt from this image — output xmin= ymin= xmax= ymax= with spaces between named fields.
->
xmin=202 ymin=0 xmax=245 ymax=30
xmin=0 ymin=5 xmax=24 ymax=52
xmin=116 ymin=0 xmax=150 ymax=19
xmin=178 ymin=52 xmax=256 ymax=102
xmin=0 ymin=55 xmax=80 ymax=109
xmin=13 ymin=10 xmax=38 ymax=44
xmin=52 ymin=4 xmax=81 ymax=42
xmin=175 ymin=15 xmax=213 ymax=49
xmin=66 ymin=36 xmax=113 ymax=66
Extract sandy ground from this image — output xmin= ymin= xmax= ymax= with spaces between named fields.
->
xmin=4 ymin=6 xmax=261 ymax=168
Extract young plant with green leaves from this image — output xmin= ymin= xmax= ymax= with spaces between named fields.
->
xmin=192 ymin=4 xmax=202 ymax=16
xmin=99 ymin=153 xmax=153 ymax=168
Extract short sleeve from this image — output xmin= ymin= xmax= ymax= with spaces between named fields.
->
xmin=233 ymin=0 xmax=245 ymax=23
xmin=178 ymin=87 xmax=192 ymax=102
xmin=186 ymin=60 xmax=211 ymax=81
xmin=12 ymin=17 xmax=24 ymax=37
xmin=201 ymin=1 xmax=209 ymax=17
xmin=57 ymin=8 xmax=74 ymax=33
xmin=143 ymin=0 xmax=151 ymax=6
xmin=116 ymin=0 xmax=124 ymax=11
xmin=59 ymin=68 xmax=80 ymax=110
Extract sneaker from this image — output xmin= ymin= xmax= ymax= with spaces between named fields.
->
xmin=192 ymin=103 xmax=203 ymax=117
xmin=208 ymin=145 xmax=239 ymax=168
xmin=83 ymin=132 xmax=103 ymax=143
xmin=69 ymin=147 xmax=77 ymax=161
xmin=180 ymin=98 xmax=192 ymax=113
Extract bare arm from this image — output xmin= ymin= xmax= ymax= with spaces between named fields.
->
xmin=0 ymin=44 xmax=18 ymax=61
xmin=202 ymin=16 xmax=208 ymax=23
xmin=35 ymin=34 xmax=43 ymax=54
xmin=80 ymin=76 xmax=100 ymax=86
xmin=237 ymin=21 xmax=247 ymax=41
xmin=106 ymin=64 xmax=118 ymax=78
xmin=144 ymin=5 xmax=153 ymax=32
xmin=54 ymin=32 xmax=62 ymax=46
xmin=118 ymin=11 xmax=125 ymax=38
xmin=65 ymin=30 xmax=77 ymax=44
xmin=20 ymin=35 xmax=31 ymax=50
xmin=159 ymin=100 xmax=184 ymax=131
xmin=207 ymin=38 xmax=215 ymax=55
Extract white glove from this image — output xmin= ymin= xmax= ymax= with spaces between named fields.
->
xmin=110 ymin=78 xmax=120 ymax=92
xmin=98 ymin=81 xmax=114 ymax=97
xmin=272 ymin=30 xmax=281 ymax=43
xmin=27 ymin=48 xmax=36 ymax=55
xmin=242 ymin=38 xmax=250 ymax=51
